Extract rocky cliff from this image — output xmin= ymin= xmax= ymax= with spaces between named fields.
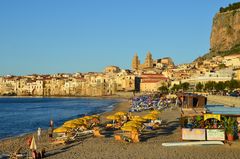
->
xmin=209 ymin=4 xmax=240 ymax=57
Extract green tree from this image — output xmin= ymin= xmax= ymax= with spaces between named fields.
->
xmin=171 ymin=84 xmax=180 ymax=92
xmin=204 ymin=81 xmax=216 ymax=91
xmin=158 ymin=85 xmax=169 ymax=93
xmin=196 ymin=82 xmax=203 ymax=92
xmin=181 ymin=82 xmax=190 ymax=91
xmin=215 ymin=81 xmax=226 ymax=92
xmin=225 ymin=79 xmax=240 ymax=91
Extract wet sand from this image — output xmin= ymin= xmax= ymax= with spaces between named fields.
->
xmin=1 ymin=100 xmax=240 ymax=159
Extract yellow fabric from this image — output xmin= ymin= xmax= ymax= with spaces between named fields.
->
xmin=204 ymin=114 xmax=221 ymax=121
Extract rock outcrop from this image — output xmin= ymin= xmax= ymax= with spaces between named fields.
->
xmin=210 ymin=9 xmax=240 ymax=54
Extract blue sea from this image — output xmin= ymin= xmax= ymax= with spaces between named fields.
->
xmin=0 ymin=97 xmax=120 ymax=139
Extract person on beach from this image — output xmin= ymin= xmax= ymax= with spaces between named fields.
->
xmin=27 ymin=136 xmax=33 ymax=147
xmin=50 ymin=119 xmax=54 ymax=129
xmin=37 ymin=128 xmax=41 ymax=141
xmin=48 ymin=127 xmax=53 ymax=138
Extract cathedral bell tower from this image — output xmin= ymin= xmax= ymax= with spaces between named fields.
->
xmin=132 ymin=53 xmax=140 ymax=70
xmin=144 ymin=51 xmax=153 ymax=68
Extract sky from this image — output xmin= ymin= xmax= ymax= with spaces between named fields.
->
xmin=0 ymin=0 xmax=238 ymax=76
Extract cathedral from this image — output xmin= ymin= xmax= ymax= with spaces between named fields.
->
xmin=131 ymin=51 xmax=174 ymax=70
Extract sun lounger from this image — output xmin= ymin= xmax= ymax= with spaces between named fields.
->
xmin=144 ymin=123 xmax=160 ymax=130
xmin=76 ymin=130 xmax=93 ymax=135
xmin=50 ymin=139 xmax=66 ymax=145
xmin=93 ymin=128 xmax=105 ymax=137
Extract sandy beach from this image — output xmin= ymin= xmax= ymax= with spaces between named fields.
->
xmin=1 ymin=99 xmax=240 ymax=159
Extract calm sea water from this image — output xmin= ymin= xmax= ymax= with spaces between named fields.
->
xmin=0 ymin=97 xmax=120 ymax=139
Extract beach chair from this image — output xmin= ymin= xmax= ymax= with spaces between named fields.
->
xmin=114 ymin=135 xmax=132 ymax=143
xmin=114 ymin=135 xmax=122 ymax=141
xmin=76 ymin=130 xmax=93 ymax=136
xmin=131 ymin=131 xmax=140 ymax=143
xmin=50 ymin=139 xmax=66 ymax=145
xmin=93 ymin=128 xmax=105 ymax=137
xmin=10 ymin=147 xmax=28 ymax=159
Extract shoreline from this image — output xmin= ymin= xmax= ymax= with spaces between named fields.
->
xmin=0 ymin=98 xmax=124 ymax=140
xmin=0 ymin=93 xmax=134 ymax=100
xmin=0 ymin=99 xmax=130 ymax=153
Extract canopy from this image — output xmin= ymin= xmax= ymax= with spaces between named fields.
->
xmin=131 ymin=116 xmax=146 ymax=122
xmin=72 ymin=119 xmax=85 ymax=125
xmin=124 ymin=121 xmax=142 ymax=128
xmin=91 ymin=115 xmax=100 ymax=119
xmin=83 ymin=116 xmax=93 ymax=120
xmin=121 ymin=125 xmax=138 ymax=132
xmin=106 ymin=115 xmax=120 ymax=120
xmin=63 ymin=122 xmax=78 ymax=128
xmin=115 ymin=111 xmax=127 ymax=116
xmin=53 ymin=127 xmax=69 ymax=133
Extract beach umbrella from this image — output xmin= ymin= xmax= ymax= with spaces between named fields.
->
xmin=77 ymin=118 xmax=85 ymax=121
xmin=143 ymin=114 xmax=158 ymax=120
xmin=91 ymin=115 xmax=100 ymax=123
xmin=63 ymin=122 xmax=78 ymax=129
xmin=125 ymin=120 xmax=142 ymax=125
xmin=121 ymin=126 xmax=138 ymax=132
xmin=115 ymin=111 xmax=127 ymax=116
xmin=72 ymin=119 xmax=85 ymax=125
xmin=131 ymin=116 xmax=146 ymax=122
xmin=30 ymin=136 xmax=37 ymax=150
xmin=91 ymin=117 xmax=100 ymax=124
xmin=151 ymin=110 xmax=161 ymax=115
xmin=124 ymin=122 xmax=142 ymax=128
xmin=106 ymin=115 xmax=120 ymax=121
xmin=77 ymin=118 xmax=87 ymax=124
xmin=64 ymin=120 xmax=76 ymax=125
xmin=53 ymin=127 xmax=69 ymax=133
xmin=91 ymin=115 xmax=100 ymax=119
xmin=83 ymin=116 xmax=93 ymax=121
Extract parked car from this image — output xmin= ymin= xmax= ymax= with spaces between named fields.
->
xmin=229 ymin=92 xmax=240 ymax=97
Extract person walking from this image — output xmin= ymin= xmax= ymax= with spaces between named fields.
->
xmin=37 ymin=127 xmax=41 ymax=141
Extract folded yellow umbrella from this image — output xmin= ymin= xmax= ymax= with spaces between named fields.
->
xmin=53 ymin=127 xmax=69 ymax=133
